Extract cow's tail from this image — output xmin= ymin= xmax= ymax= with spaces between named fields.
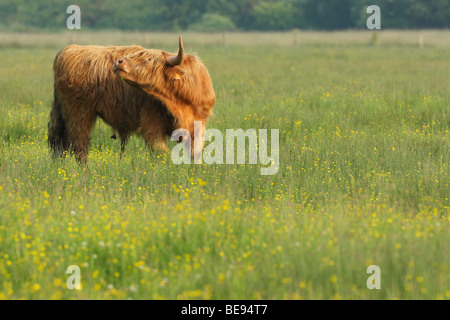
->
xmin=48 ymin=86 xmax=68 ymax=158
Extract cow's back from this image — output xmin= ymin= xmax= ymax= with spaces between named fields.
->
xmin=53 ymin=44 xmax=144 ymax=98
xmin=53 ymin=44 xmax=149 ymax=131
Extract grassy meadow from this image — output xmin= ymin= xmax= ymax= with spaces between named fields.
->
xmin=0 ymin=31 xmax=449 ymax=300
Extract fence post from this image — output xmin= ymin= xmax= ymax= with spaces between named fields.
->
xmin=293 ymin=29 xmax=299 ymax=47
xmin=418 ymin=33 xmax=424 ymax=48
xmin=223 ymin=31 xmax=227 ymax=47
xmin=69 ymin=32 xmax=76 ymax=44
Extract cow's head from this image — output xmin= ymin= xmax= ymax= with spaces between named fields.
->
xmin=113 ymin=36 xmax=184 ymax=87
xmin=113 ymin=36 xmax=215 ymax=123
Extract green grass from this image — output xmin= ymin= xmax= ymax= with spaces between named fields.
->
xmin=0 ymin=32 xmax=449 ymax=299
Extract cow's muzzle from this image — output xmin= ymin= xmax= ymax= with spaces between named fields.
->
xmin=113 ymin=58 xmax=128 ymax=73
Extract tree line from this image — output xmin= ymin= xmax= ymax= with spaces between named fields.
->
xmin=0 ymin=0 xmax=449 ymax=32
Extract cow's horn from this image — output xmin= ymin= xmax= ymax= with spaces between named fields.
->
xmin=168 ymin=36 xmax=184 ymax=66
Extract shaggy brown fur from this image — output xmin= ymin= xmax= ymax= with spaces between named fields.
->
xmin=48 ymin=38 xmax=215 ymax=163
xmin=114 ymin=39 xmax=216 ymax=158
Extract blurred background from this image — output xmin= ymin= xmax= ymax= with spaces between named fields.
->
xmin=0 ymin=0 xmax=449 ymax=48
xmin=0 ymin=0 xmax=449 ymax=32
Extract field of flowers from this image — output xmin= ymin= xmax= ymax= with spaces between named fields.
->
xmin=0 ymin=33 xmax=449 ymax=299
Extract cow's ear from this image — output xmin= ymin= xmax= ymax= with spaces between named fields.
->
xmin=174 ymin=72 xmax=182 ymax=81
xmin=170 ymin=67 xmax=185 ymax=81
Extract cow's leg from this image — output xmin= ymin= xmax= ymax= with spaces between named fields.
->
xmin=139 ymin=108 xmax=168 ymax=153
xmin=141 ymin=126 xmax=168 ymax=153
xmin=65 ymin=111 xmax=97 ymax=164
xmin=182 ymin=119 xmax=205 ymax=161
xmin=119 ymin=133 xmax=129 ymax=160
xmin=192 ymin=121 xmax=205 ymax=160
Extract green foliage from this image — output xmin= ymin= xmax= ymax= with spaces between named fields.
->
xmin=251 ymin=1 xmax=295 ymax=30
xmin=0 ymin=0 xmax=448 ymax=31
xmin=189 ymin=13 xmax=237 ymax=32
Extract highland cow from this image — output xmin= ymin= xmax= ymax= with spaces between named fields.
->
xmin=48 ymin=36 xmax=215 ymax=163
